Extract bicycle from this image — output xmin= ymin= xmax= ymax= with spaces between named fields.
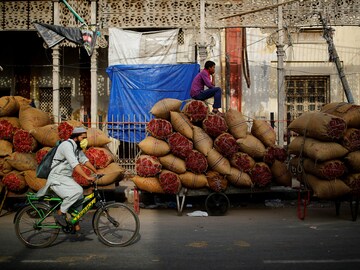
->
xmin=14 ymin=174 xmax=140 ymax=248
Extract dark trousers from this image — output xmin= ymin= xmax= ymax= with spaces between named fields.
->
xmin=192 ymin=87 xmax=222 ymax=109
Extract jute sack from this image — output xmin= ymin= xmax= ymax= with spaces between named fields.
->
xmin=170 ymin=111 xmax=193 ymax=139
xmin=5 ymin=152 xmax=37 ymax=171
xmin=97 ymin=162 xmax=126 ymax=186
xmin=0 ymin=140 xmax=13 ymax=156
xmin=14 ymin=96 xmax=31 ymax=108
xmin=236 ymin=134 xmax=266 ymax=159
xmin=19 ymin=105 xmax=52 ymax=131
xmin=206 ymin=170 xmax=228 ymax=192
xmin=23 ymin=170 xmax=46 ymax=192
xmin=288 ymin=112 xmax=347 ymax=141
xmin=192 ymin=126 xmax=213 ymax=156
xmin=0 ymin=117 xmax=21 ymax=128
xmin=206 ymin=148 xmax=231 ymax=175
xmin=303 ymin=137 xmax=348 ymax=161
xmin=150 ymin=98 xmax=183 ymax=119
xmin=131 ymin=175 xmax=165 ymax=193
xmin=0 ymin=158 xmax=12 ymax=176
xmin=178 ymin=171 xmax=208 ymax=189
xmin=30 ymin=124 xmax=60 ymax=147
xmin=344 ymin=151 xmax=360 ymax=172
xmin=288 ymin=136 xmax=349 ymax=161
xmin=343 ymin=173 xmax=360 ymax=195
xmin=251 ymin=119 xmax=276 ymax=147
xmin=226 ymin=167 xmax=253 ymax=187
xmin=224 ymin=109 xmax=248 ymax=139
xmin=159 ymin=154 xmax=186 ymax=174
xmin=271 ymin=160 xmax=292 ymax=187
xmin=0 ymin=96 xmax=18 ymax=117
xmin=305 ymin=174 xmax=351 ymax=199
xmin=321 ymin=102 xmax=360 ymax=128
xmin=303 ymin=158 xmax=346 ymax=180
xmin=341 ymin=128 xmax=360 ymax=152
xmin=138 ymin=136 xmax=170 ymax=157
xmin=87 ymin=128 xmax=112 ymax=147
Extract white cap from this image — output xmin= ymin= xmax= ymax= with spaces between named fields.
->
xmin=72 ymin=126 xmax=87 ymax=135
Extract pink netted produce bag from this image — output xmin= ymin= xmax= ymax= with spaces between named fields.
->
xmin=230 ymin=152 xmax=255 ymax=173
xmin=146 ymin=118 xmax=173 ymax=140
xmin=35 ymin=147 xmax=51 ymax=164
xmin=135 ymin=155 xmax=162 ymax=177
xmin=185 ymin=150 xmax=208 ymax=173
xmin=0 ymin=119 xmax=18 ymax=140
xmin=250 ymin=162 xmax=272 ymax=187
xmin=12 ymin=129 xmax=37 ymax=153
xmin=85 ymin=147 xmax=114 ymax=169
xmin=342 ymin=128 xmax=360 ymax=152
xmin=2 ymin=171 xmax=27 ymax=192
xmin=202 ymin=113 xmax=228 ymax=138
xmin=167 ymin=132 xmax=193 ymax=159
xmin=58 ymin=122 xmax=74 ymax=140
xmin=214 ymin=133 xmax=238 ymax=158
xmin=72 ymin=164 xmax=92 ymax=187
xmin=263 ymin=146 xmax=287 ymax=165
xmin=159 ymin=170 xmax=181 ymax=194
xmin=182 ymin=100 xmax=208 ymax=123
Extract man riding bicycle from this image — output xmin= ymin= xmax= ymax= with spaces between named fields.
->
xmin=36 ymin=126 xmax=97 ymax=233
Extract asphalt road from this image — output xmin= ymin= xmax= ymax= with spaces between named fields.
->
xmin=0 ymin=200 xmax=360 ymax=270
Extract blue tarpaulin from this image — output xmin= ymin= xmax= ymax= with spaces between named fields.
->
xmin=106 ymin=64 xmax=199 ymax=142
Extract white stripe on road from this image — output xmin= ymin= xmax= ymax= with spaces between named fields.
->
xmin=264 ymin=259 xmax=360 ymax=264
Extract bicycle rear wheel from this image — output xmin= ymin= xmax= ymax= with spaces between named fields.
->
xmin=14 ymin=203 xmax=60 ymax=248
xmin=94 ymin=202 xmax=140 ymax=247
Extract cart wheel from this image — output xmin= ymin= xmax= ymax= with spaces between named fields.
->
xmin=205 ymin=192 xmax=230 ymax=216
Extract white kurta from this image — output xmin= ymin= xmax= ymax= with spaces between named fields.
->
xmin=36 ymin=139 xmax=89 ymax=213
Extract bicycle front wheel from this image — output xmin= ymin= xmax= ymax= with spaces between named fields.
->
xmin=14 ymin=203 xmax=60 ymax=248
xmin=94 ymin=202 xmax=140 ymax=247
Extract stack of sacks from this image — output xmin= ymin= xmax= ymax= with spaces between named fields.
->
xmin=132 ymin=98 xmax=291 ymax=195
xmin=287 ymin=106 xmax=360 ymax=200
xmin=0 ymin=95 xmax=124 ymax=194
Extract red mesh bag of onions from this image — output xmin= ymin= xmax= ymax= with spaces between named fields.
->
xmin=146 ymin=118 xmax=173 ymax=140
xmin=202 ymin=114 xmax=228 ymax=138
xmin=167 ymin=132 xmax=193 ymax=159
xmin=263 ymin=146 xmax=287 ymax=165
xmin=13 ymin=129 xmax=37 ymax=153
xmin=159 ymin=170 xmax=181 ymax=194
xmin=214 ymin=133 xmax=238 ymax=158
xmin=85 ymin=147 xmax=113 ymax=169
xmin=230 ymin=152 xmax=255 ymax=173
xmin=2 ymin=171 xmax=27 ymax=192
xmin=185 ymin=150 xmax=208 ymax=173
xmin=58 ymin=122 xmax=74 ymax=140
xmin=72 ymin=164 xmax=92 ymax=187
xmin=250 ymin=162 xmax=272 ymax=187
xmin=135 ymin=155 xmax=162 ymax=177
xmin=183 ymin=100 xmax=208 ymax=122
xmin=35 ymin=147 xmax=51 ymax=164
xmin=0 ymin=119 xmax=17 ymax=140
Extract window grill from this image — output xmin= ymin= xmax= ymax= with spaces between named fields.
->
xmin=39 ymin=87 xmax=72 ymax=121
xmin=285 ymin=76 xmax=330 ymax=120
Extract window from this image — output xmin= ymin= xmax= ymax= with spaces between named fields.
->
xmin=285 ymin=76 xmax=330 ymax=120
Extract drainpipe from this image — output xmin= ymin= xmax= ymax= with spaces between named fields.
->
xmin=90 ymin=0 xmax=98 ymax=128
xmin=277 ymin=1 xmax=285 ymax=146
xmin=53 ymin=0 xmax=60 ymax=123
xmin=198 ymin=0 xmax=207 ymax=66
